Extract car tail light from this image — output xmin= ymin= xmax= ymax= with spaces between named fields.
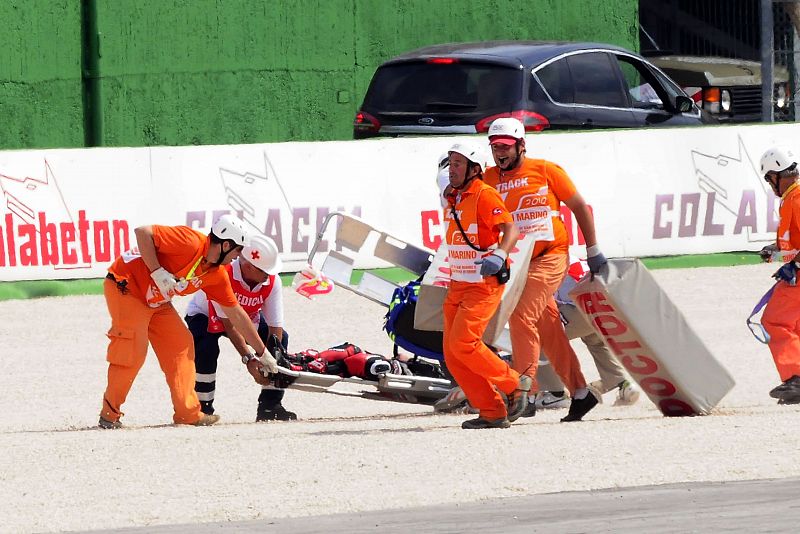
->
xmin=427 ymin=57 xmax=458 ymax=64
xmin=353 ymin=111 xmax=380 ymax=136
xmin=475 ymin=111 xmax=550 ymax=133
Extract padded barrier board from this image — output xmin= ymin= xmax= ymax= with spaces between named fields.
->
xmin=568 ymin=258 xmax=735 ymax=416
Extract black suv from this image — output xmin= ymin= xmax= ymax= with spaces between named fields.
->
xmin=354 ymin=41 xmax=709 ymax=139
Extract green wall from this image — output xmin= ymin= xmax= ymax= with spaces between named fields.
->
xmin=0 ymin=1 xmax=84 ymax=149
xmin=0 ymin=0 xmax=637 ymax=149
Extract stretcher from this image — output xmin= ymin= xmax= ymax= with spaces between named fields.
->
xmin=285 ymin=212 xmax=451 ymax=401
xmin=272 ymin=366 xmax=452 ymax=401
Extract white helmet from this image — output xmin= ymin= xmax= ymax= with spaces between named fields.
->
xmin=437 ymin=151 xmax=450 ymax=170
xmin=488 ymin=117 xmax=525 ymax=144
xmin=760 ymin=146 xmax=797 ymax=174
xmin=211 ymin=214 xmax=249 ymax=246
xmin=436 ymin=167 xmax=450 ymax=207
xmin=241 ymin=234 xmax=282 ymax=274
xmin=448 ymin=143 xmax=485 ymax=171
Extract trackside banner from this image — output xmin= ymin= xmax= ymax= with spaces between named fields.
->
xmin=0 ymin=123 xmax=796 ymax=281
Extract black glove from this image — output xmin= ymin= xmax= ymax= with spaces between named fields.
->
xmin=271 ymin=370 xmax=297 ymax=389
xmin=586 ymin=245 xmax=607 ymax=274
xmin=474 ymin=250 xmax=507 ymax=276
xmin=267 ymin=334 xmax=290 ymax=368
xmin=773 ymin=261 xmax=799 ymax=286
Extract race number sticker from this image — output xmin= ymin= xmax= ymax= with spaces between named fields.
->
xmin=513 ymin=187 xmax=555 ymax=240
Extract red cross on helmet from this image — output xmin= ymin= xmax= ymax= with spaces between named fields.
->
xmin=241 ymin=234 xmax=282 ymax=274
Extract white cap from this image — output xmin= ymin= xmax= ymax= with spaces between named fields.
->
xmin=488 ymin=117 xmax=525 ymax=145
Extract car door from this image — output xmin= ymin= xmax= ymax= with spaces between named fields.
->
xmin=564 ymin=51 xmax=637 ymax=129
xmin=529 ymin=56 xmax=576 ymax=128
xmin=611 ymin=53 xmax=704 ymax=127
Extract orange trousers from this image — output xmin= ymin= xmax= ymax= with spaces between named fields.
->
xmin=763 ymin=281 xmax=800 ymax=381
xmin=508 ymin=253 xmax=587 ymax=395
xmin=100 ymin=278 xmax=203 ymax=424
xmin=443 ymin=278 xmax=520 ymax=420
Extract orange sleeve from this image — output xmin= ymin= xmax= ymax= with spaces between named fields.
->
xmin=778 ymin=193 xmax=800 ymax=252
xmin=202 ymin=268 xmax=237 ymax=308
xmin=546 ymin=162 xmax=577 ymax=202
xmin=476 ymin=185 xmax=513 ymax=249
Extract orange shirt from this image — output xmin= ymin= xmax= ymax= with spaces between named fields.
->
xmin=108 ymin=225 xmax=237 ymax=308
xmin=777 ymin=183 xmax=800 ymax=259
xmin=484 ymin=158 xmax=576 ymax=257
xmin=444 ymin=178 xmax=513 ymax=283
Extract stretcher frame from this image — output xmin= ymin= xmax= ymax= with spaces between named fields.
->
xmin=275 ymin=366 xmax=452 ymax=400
xmin=294 ymin=212 xmax=450 ymax=401
xmin=308 ymin=211 xmax=434 ymax=307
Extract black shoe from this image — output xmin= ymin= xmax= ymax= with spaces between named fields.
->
xmin=200 ymin=401 xmax=214 ymax=416
xmin=770 ymin=375 xmax=800 ymax=401
xmin=98 ymin=416 xmax=122 ymax=429
xmin=256 ymin=404 xmax=297 ymax=422
xmin=506 ymin=375 xmax=533 ymax=422
xmin=560 ymin=391 xmax=599 ymax=422
xmin=520 ymin=400 xmax=537 ymax=418
xmin=461 ymin=417 xmax=510 ymax=429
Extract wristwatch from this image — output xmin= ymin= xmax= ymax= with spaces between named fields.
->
xmin=241 ymin=353 xmax=258 ymax=365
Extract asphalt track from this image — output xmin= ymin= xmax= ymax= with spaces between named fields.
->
xmin=90 ymin=477 xmax=800 ymax=533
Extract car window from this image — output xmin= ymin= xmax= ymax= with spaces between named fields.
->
xmin=613 ymin=55 xmax=666 ymax=110
xmin=362 ymin=61 xmax=522 ymax=113
xmin=648 ymin=64 xmax=686 ymax=104
xmin=566 ymin=52 xmax=627 ymax=108
xmin=534 ymin=58 xmax=574 ymax=103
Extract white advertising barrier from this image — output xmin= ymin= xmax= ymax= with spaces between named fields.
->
xmin=568 ymin=258 xmax=735 ymax=416
xmin=1 ymin=122 xmax=799 ymax=281
xmin=415 ymin=233 xmax=535 ymax=348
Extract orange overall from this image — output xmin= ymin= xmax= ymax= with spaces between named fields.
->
xmin=484 ymin=159 xmax=587 ymax=394
xmin=101 ymin=225 xmax=237 ymax=424
xmin=442 ymin=178 xmax=520 ymax=420
xmin=763 ymin=184 xmax=800 ymax=381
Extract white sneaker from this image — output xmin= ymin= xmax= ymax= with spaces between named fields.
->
xmin=434 ymin=386 xmax=476 ymax=414
xmin=614 ymin=380 xmax=640 ymax=406
xmin=533 ymin=390 xmax=570 ymax=410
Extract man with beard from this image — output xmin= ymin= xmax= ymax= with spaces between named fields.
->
xmin=483 ymin=118 xmax=606 ymax=422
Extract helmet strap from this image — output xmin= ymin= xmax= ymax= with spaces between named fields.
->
xmin=212 ymin=240 xmax=240 ymax=266
xmin=453 ymin=164 xmax=480 ymax=191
